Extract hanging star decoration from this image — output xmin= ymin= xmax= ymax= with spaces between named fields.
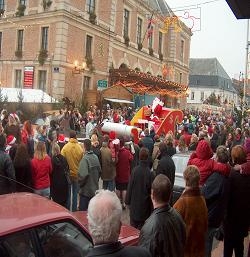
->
xmin=159 ymin=15 xmax=182 ymax=33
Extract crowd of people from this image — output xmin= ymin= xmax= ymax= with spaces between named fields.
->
xmin=0 ymin=105 xmax=250 ymax=257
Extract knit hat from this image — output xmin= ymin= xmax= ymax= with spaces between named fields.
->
xmin=244 ymin=138 xmax=250 ymax=154
xmin=6 ymin=135 xmax=16 ymax=145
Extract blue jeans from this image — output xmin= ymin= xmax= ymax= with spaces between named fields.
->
xmin=79 ymin=195 xmax=91 ymax=211
xmin=103 ymin=180 xmax=115 ymax=191
xmin=34 ymin=187 xmax=50 ymax=198
xmin=67 ymin=180 xmax=79 ymax=212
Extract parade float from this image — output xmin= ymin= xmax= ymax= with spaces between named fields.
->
xmin=101 ymin=97 xmax=183 ymax=144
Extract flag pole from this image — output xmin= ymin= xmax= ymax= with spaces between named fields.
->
xmin=141 ymin=11 xmax=155 ymax=44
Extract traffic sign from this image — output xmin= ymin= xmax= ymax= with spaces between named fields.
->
xmin=97 ymin=80 xmax=108 ymax=90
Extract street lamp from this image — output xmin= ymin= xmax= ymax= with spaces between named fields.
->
xmin=72 ymin=60 xmax=87 ymax=74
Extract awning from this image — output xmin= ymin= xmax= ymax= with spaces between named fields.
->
xmin=104 ymin=98 xmax=134 ymax=104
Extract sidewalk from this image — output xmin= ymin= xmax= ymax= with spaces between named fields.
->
xmin=212 ymin=235 xmax=249 ymax=257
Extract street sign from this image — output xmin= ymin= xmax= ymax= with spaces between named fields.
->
xmin=97 ymin=80 xmax=108 ymax=90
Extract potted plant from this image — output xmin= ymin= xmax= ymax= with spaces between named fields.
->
xmin=138 ymin=43 xmax=143 ymax=51
xmin=15 ymin=50 xmax=23 ymax=59
xmin=148 ymin=47 xmax=154 ymax=56
xmin=15 ymin=4 xmax=26 ymax=17
xmin=159 ymin=52 xmax=163 ymax=61
xmin=89 ymin=11 xmax=97 ymax=24
xmin=124 ymin=36 xmax=130 ymax=47
xmin=38 ymin=49 xmax=48 ymax=65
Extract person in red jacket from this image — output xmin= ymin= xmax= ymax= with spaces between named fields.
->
xmin=115 ymin=136 xmax=133 ymax=209
xmin=188 ymin=139 xmax=230 ymax=185
xmin=31 ymin=141 xmax=52 ymax=198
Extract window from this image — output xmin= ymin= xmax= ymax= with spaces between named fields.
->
xmin=148 ymin=26 xmax=153 ymax=48
xmin=201 ymin=91 xmax=204 ymax=101
xmin=85 ymin=35 xmax=93 ymax=59
xmin=123 ymin=9 xmax=129 ymax=38
xmin=17 ymin=29 xmax=24 ymax=51
xmin=83 ymin=76 xmax=91 ymax=90
xmin=37 ymin=221 xmax=92 ymax=257
xmin=15 ymin=69 xmax=22 ymax=88
xmin=41 ymin=27 xmax=49 ymax=50
xmin=158 ymin=31 xmax=163 ymax=53
xmin=0 ymin=0 xmax=4 ymax=10
xmin=19 ymin=0 xmax=26 ymax=4
xmin=38 ymin=70 xmax=47 ymax=91
xmin=0 ymin=32 xmax=2 ymax=55
xmin=0 ymin=230 xmax=36 ymax=257
xmin=86 ymin=0 xmax=95 ymax=13
xmin=137 ymin=17 xmax=142 ymax=44
xmin=191 ymin=91 xmax=195 ymax=100
xmin=180 ymin=39 xmax=184 ymax=61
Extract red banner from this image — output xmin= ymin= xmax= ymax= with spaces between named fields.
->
xmin=23 ymin=66 xmax=34 ymax=89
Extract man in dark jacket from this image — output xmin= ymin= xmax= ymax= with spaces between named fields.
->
xmin=125 ymin=147 xmax=153 ymax=229
xmin=139 ymin=174 xmax=186 ymax=257
xmin=156 ymin=142 xmax=176 ymax=187
xmin=0 ymin=134 xmax=16 ymax=194
xmin=87 ymin=190 xmax=151 ymax=257
xmin=78 ymin=138 xmax=101 ymax=211
xmin=202 ymin=145 xmax=230 ymax=257
xmin=141 ymin=128 xmax=154 ymax=156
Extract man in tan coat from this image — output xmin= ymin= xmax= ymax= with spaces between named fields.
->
xmin=61 ymin=130 xmax=83 ymax=211
xmin=100 ymin=139 xmax=116 ymax=191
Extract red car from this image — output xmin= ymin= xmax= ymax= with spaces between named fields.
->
xmin=0 ymin=193 xmax=139 ymax=257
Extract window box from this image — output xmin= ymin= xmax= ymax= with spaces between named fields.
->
xmin=148 ymin=47 xmax=154 ymax=56
xmin=124 ymin=36 xmax=130 ymax=47
xmin=15 ymin=50 xmax=23 ymax=59
xmin=38 ymin=49 xmax=48 ymax=65
xmin=42 ymin=0 xmax=52 ymax=11
xmin=15 ymin=4 xmax=26 ymax=17
xmin=159 ymin=52 xmax=163 ymax=61
xmin=0 ymin=9 xmax=5 ymax=17
xmin=89 ymin=12 xmax=96 ymax=24
xmin=138 ymin=43 xmax=143 ymax=51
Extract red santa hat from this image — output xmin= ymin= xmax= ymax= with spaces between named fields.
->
xmin=58 ymin=134 xmax=65 ymax=143
xmin=6 ymin=135 xmax=16 ymax=145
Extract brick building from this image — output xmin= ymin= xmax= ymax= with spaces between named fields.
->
xmin=0 ymin=0 xmax=191 ymax=106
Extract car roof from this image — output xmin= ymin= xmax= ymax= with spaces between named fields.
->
xmin=0 ymin=193 xmax=78 ymax=237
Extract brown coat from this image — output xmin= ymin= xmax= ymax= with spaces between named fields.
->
xmin=174 ymin=187 xmax=208 ymax=257
xmin=100 ymin=145 xmax=115 ymax=180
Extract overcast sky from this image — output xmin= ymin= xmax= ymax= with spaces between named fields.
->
xmin=166 ymin=0 xmax=248 ymax=79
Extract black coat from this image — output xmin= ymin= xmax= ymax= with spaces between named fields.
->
xmin=125 ymin=161 xmax=153 ymax=222
xmin=87 ymin=242 xmax=151 ymax=257
xmin=156 ymin=151 xmax=175 ymax=187
xmin=51 ymin=154 xmax=70 ymax=207
xmin=224 ymin=169 xmax=250 ymax=238
xmin=0 ymin=148 xmax=16 ymax=194
xmin=202 ymin=172 xmax=230 ymax=228
xmin=14 ymin=161 xmax=33 ymax=192
xmin=139 ymin=205 xmax=186 ymax=257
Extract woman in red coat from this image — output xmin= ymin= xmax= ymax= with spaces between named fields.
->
xmin=115 ymin=136 xmax=133 ymax=209
xmin=31 ymin=141 xmax=52 ymax=198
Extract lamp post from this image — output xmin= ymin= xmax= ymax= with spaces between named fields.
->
xmin=242 ymin=19 xmax=249 ymax=127
xmin=72 ymin=60 xmax=87 ymax=74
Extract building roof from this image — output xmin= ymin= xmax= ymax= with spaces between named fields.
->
xmin=0 ymin=88 xmax=57 ymax=103
xmin=145 ymin=0 xmax=173 ymax=16
xmin=226 ymin=0 xmax=250 ymax=19
xmin=189 ymin=58 xmax=231 ymax=80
